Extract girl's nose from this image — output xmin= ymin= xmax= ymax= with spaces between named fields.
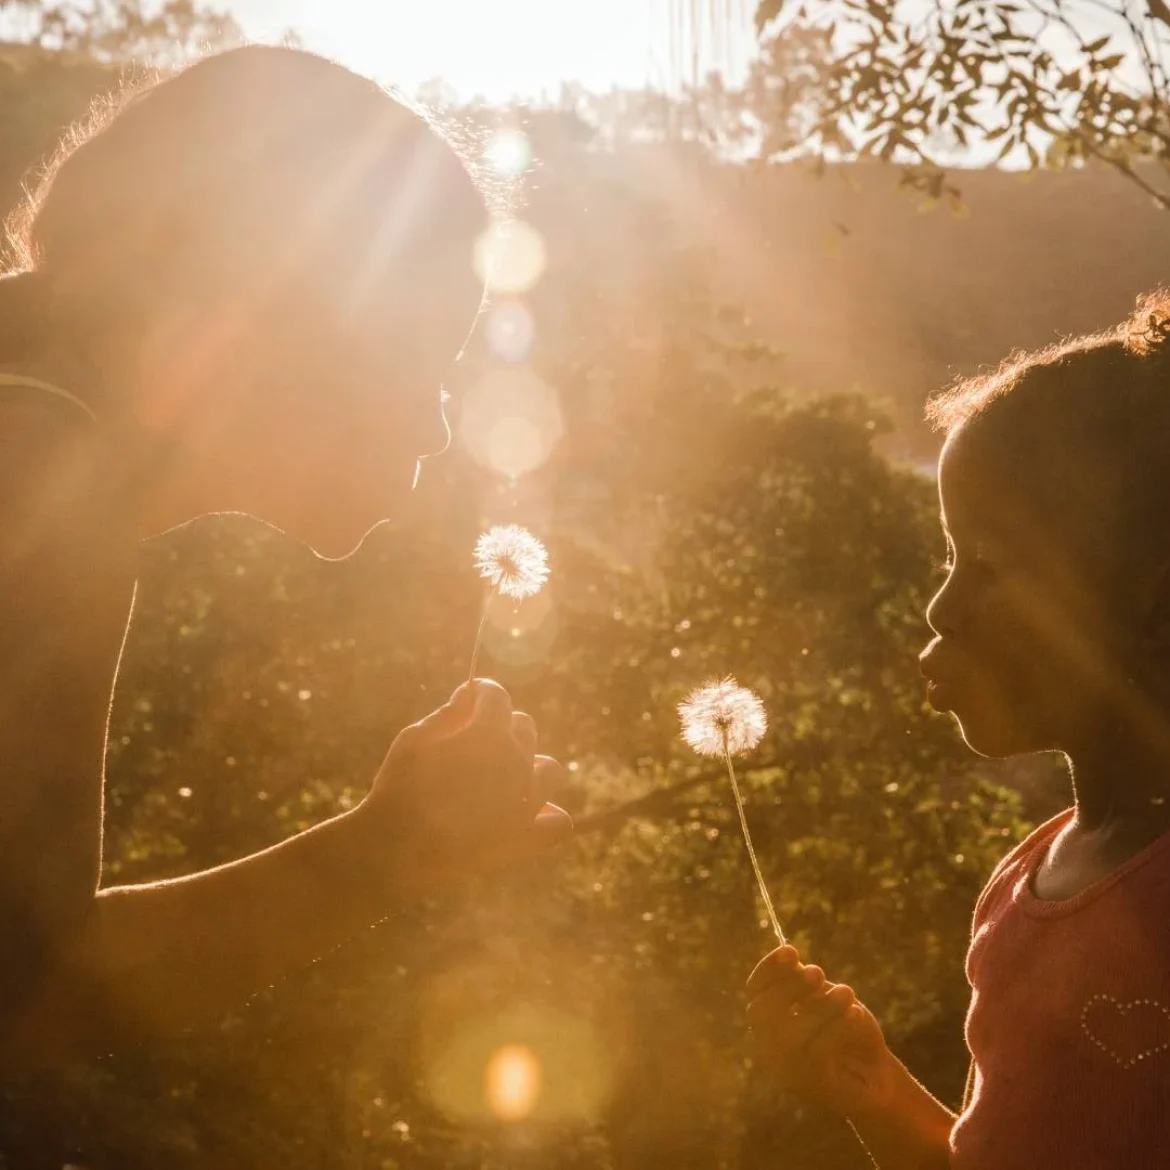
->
xmin=926 ymin=586 xmax=959 ymax=639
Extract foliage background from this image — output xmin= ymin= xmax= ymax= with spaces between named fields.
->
xmin=0 ymin=24 xmax=1111 ymax=1169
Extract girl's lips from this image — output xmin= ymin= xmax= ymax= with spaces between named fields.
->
xmin=920 ymin=643 xmax=962 ymax=711
xmin=925 ymin=676 xmax=958 ymax=713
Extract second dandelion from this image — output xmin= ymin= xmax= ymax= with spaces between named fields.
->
xmin=679 ymin=676 xmax=784 ymax=943
xmin=468 ymin=525 xmax=549 ymax=680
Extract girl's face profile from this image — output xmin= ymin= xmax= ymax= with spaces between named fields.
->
xmin=920 ymin=424 xmax=1142 ymax=758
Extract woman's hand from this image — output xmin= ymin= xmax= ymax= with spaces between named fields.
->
xmin=362 ymin=679 xmax=572 ymax=893
xmin=747 ymin=946 xmax=897 ymax=1117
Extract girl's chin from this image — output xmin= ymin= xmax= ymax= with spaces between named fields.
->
xmin=952 ymin=709 xmax=1041 ymax=760
xmin=926 ymin=678 xmax=956 ymax=714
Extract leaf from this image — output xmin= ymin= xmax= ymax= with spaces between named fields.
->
xmin=755 ymin=0 xmax=788 ymax=32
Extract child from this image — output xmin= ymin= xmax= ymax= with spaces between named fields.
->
xmin=747 ymin=294 xmax=1170 ymax=1168
xmin=0 ymin=47 xmax=570 ymax=1068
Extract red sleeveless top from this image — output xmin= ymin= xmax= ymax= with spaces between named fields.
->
xmin=950 ymin=810 xmax=1170 ymax=1169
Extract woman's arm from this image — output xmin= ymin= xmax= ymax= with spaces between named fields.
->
xmin=9 ymin=689 xmax=567 ymax=1064
xmin=0 ymin=405 xmax=568 ymax=1067
xmin=0 ymin=402 xmax=136 ymax=1058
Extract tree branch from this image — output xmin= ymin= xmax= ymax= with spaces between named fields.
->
xmin=574 ymin=770 xmax=721 ymax=835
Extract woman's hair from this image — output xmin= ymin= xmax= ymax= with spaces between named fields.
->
xmin=0 ymin=45 xmax=490 ymax=385
xmin=927 ymin=290 xmax=1170 ymax=551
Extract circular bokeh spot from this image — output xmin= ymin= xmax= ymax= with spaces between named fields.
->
xmin=485 ymin=1045 xmax=541 ymax=1121
xmin=486 ymin=301 xmax=536 ymax=363
xmin=483 ymin=129 xmax=533 ymax=178
xmin=473 ymin=219 xmax=547 ymax=295
xmin=458 ymin=368 xmax=564 ymax=478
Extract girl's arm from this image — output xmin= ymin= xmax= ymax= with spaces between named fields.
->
xmin=748 ymin=948 xmax=955 ymax=1170
xmin=848 ymin=1057 xmax=956 ymax=1170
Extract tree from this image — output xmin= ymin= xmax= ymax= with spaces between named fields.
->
xmin=0 ymin=0 xmax=241 ymax=64
xmin=752 ymin=0 xmax=1170 ymax=208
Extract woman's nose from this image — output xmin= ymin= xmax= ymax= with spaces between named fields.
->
xmin=422 ymin=404 xmax=452 ymax=460
xmin=409 ymin=397 xmax=451 ymax=462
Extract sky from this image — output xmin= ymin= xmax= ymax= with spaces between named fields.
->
xmin=224 ymin=0 xmax=755 ymax=100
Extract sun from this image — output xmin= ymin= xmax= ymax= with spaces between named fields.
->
xmin=232 ymin=0 xmax=667 ymax=100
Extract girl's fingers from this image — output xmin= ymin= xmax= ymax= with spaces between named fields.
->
xmin=747 ymin=956 xmax=824 ymax=1013
xmin=800 ymin=965 xmax=827 ymax=995
xmin=748 ymin=982 xmax=855 ymax=1056
xmin=747 ymin=946 xmax=801 ymax=997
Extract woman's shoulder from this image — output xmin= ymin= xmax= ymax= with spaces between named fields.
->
xmin=0 ymin=371 xmax=132 ymax=593
xmin=0 ymin=370 xmax=97 ymax=467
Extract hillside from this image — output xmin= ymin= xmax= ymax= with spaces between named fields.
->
xmin=549 ymin=146 xmax=1170 ymax=455
xmin=2 ymin=50 xmax=1168 ymax=457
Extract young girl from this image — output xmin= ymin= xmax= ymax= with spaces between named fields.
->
xmin=0 ymin=46 xmax=570 ymax=1068
xmin=747 ymin=294 xmax=1170 ymax=1168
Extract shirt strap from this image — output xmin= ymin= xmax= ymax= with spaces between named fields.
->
xmin=0 ymin=373 xmax=97 ymax=421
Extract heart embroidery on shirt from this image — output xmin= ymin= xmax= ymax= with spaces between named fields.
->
xmin=1081 ymin=994 xmax=1170 ymax=1069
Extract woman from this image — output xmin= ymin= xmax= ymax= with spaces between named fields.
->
xmin=0 ymin=45 xmax=570 ymax=1068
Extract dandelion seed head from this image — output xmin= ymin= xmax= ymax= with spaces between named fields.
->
xmin=474 ymin=525 xmax=549 ymax=599
xmin=679 ymin=676 xmax=767 ymax=757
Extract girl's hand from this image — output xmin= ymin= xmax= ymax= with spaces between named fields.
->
xmin=362 ymin=679 xmax=572 ymax=892
xmin=747 ymin=946 xmax=897 ymax=1117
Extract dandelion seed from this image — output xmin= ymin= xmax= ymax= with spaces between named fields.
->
xmin=678 ymin=677 xmax=783 ymax=942
xmin=474 ymin=525 xmax=549 ymax=600
xmin=468 ymin=525 xmax=549 ymax=680
xmin=679 ymin=677 xmax=767 ymax=758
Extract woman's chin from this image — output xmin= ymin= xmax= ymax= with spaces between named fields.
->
xmin=307 ymin=518 xmax=393 ymax=562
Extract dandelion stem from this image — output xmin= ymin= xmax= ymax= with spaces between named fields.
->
xmin=722 ymin=729 xmax=784 ymax=944
xmin=468 ymin=586 xmax=496 ymax=682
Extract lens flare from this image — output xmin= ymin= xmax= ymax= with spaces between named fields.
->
xmin=458 ymin=368 xmax=564 ymax=478
xmin=474 ymin=219 xmax=546 ymax=295
xmin=484 ymin=586 xmax=558 ymax=674
xmin=485 ymin=1045 xmax=542 ymax=1121
xmin=483 ymin=129 xmax=533 ymax=178
xmin=486 ymin=301 xmax=536 ymax=363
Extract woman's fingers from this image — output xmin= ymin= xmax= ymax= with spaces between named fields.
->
xmin=530 ymin=753 xmax=561 ymax=808
xmin=529 ymin=802 xmax=573 ymax=847
xmin=466 ymin=678 xmax=515 ymax=730
xmin=511 ymin=710 xmax=537 ymax=764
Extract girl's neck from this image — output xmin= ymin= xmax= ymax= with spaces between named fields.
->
xmin=1066 ymin=727 xmax=1170 ymax=833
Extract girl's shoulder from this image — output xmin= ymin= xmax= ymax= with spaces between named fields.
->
xmin=971 ymin=809 xmax=1073 ymax=929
